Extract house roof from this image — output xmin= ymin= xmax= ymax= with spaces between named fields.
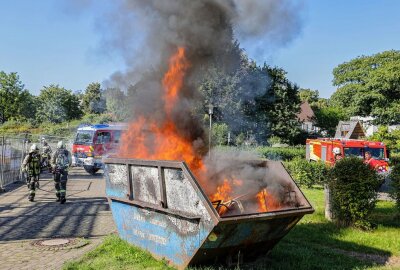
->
xmin=334 ymin=121 xmax=366 ymax=139
xmin=297 ymin=101 xmax=315 ymax=122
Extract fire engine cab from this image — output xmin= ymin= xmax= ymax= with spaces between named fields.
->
xmin=306 ymin=138 xmax=389 ymax=173
xmin=72 ymin=123 xmax=127 ymax=174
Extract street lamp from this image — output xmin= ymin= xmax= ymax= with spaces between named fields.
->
xmin=208 ymin=103 xmax=214 ymax=155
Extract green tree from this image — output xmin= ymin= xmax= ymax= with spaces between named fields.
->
xmin=17 ymin=91 xmax=37 ymax=122
xmin=331 ymin=50 xmax=400 ymax=123
xmin=254 ymin=65 xmax=302 ymax=144
xmin=368 ymin=126 xmax=400 ymax=151
xmin=314 ymin=106 xmax=347 ymax=136
xmin=36 ymin=84 xmax=82 ymax=123
xmin=298 ymin=88 xmax=319 ymax=104
xmin=211 ymin=122 xmax=229 ymax=146
xmin=0 ymin=71 xmax=34 ymax=123
xmin=104 ymin=87 xmax=129 ymax=120
xmin=82 ymin=82 xmax=105 ymax=114
xmin=197 ymin=43 xmax=269 ymax=144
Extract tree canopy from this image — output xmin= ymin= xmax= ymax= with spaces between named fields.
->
xmin=331 ymin=50 xmax=400 ymax=124
xmin=82 ymin=82 xmax=106 ymax=114
xmin=0 ymin=71 xmax=35 ymax=123
xmin=36 ymin=84 xmax=82 ymax=123
xmin=198 ymin=49 xmax=302 ymax=145
xmin=299 ymin=88 xmax=319 ymax=104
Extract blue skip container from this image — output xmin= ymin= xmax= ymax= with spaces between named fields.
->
xmin=104 ymin=158 xmax=314 ymax=269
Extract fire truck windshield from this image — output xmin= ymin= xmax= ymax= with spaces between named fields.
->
xmin=344 ymin=147 xmax=385 ymax=160
xmin=75 ymin=130 xmax=94 ymax=145
xmin=365 ymin=148 xmax=385 ymax=159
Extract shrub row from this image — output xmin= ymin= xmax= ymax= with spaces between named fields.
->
xmin=284 ymin=158 xmax=329 ymax=188
xmin=256 ymin=146 xmax=305 ymax=161
xmin=0 ymin=113 xmax=115 ymax=138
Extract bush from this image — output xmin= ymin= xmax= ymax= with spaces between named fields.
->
xmin=267 ymin=136 xmax=282 ymax=146
xmin=0 ymin=120 xmax=33 ymax=134
xmin=328 ymin=157 xmax=381 ymax=229
xmin=211 ymin=123 xmax=229 ymax=146
xmin=389 ymin=164 xmax=400 ymax=211
xmin=389 ymin=153 xmax=400 ymax=166
xmin=285 ymin=158 xmax=329 ymax=188
xmin=257 ymin=146 xmax=305 ymax=161
xmin=234 ymin=133 xmax=245 ymax=146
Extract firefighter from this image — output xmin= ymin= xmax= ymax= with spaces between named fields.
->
xmin=21 ymin=144 xmax=41 ymax=202
xmin=364 ymin=151 xmax=378 ymax=169
xmin=51 ymin=141 xmax=72 ymax=204
xmin=41 ymin=138 xmax=52 ymax=170
xmin=333 ymin=147 xmax=343 ymax=161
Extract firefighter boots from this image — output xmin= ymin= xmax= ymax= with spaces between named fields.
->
xmin=60 ymin=196 xmax=66 ymax=204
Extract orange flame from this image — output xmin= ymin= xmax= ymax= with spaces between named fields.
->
xmin=256 ymin=188 xmax=268 ymax=212
xmin=256 ymin=188 xmax=282 ymax=212
xmin=210 ymin=179 xmax=233 ymax=203
xmin=118 ymin=47 xmax=204 ymax=172
xmin=162 ymin=47 xmax=189 ymax=115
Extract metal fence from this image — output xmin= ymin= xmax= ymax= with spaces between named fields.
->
xmin=0 ymin=134 xmax=73 ymax=190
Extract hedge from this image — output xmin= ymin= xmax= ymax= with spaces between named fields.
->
xmin=256 ymin=146 xmax=305 ymax=161
xmin=285 ymin=158 xmax=330 ymax=188
xmin=328 ymin=157 xmax=381 ymax=230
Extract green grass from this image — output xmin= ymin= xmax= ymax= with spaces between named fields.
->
xmin=63 ymin=189 xmax=400 ymax=270
xmin=63 ymin=235 xmax=175 ymax=270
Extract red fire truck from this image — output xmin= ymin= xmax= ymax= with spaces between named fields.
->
xmin=306 ymin=138 xmax=389 ymax=173
xmin=72 ymin=123 xmax=127 ymax=174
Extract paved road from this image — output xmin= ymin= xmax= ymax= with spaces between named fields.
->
xmin=0 ymin=167 xmax=116 ymax=270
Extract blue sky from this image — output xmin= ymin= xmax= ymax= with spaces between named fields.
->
xmin=0 ymin=1 xmax=399 ymax=98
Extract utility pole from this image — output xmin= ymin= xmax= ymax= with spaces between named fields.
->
xmin=208 ymin=103 xmax=214 ymax=155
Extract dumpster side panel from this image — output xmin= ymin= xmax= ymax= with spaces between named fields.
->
xmin=131 ymin=166 xmax=161 ymax=205
xmin=164 ymin=168 xmax=213 ymax=223
xmin=105 ymin=164 xmax=129 ymax=198
xmin=105 ymin=163 xmax=216 ymax=269
xmin=110 ymin=201 xmax=206 ymax=266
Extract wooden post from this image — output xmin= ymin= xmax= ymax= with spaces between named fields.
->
xmin=324 ymin=184 xmax=333 ymax=220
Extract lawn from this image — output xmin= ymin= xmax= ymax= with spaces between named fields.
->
xmin=63 ymin=188 xmax=400 ymax=270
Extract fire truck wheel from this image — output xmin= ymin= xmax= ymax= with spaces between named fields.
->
xmin=83 ymin=165 xmax=100 ymax=175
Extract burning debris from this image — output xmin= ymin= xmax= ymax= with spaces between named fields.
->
xmin=200 ymin=151 xmax=302 ymax=216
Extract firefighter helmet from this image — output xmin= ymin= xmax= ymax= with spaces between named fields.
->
xmin=29 ymin=144 xmax=39 ymax=153
xmin=333 ymin=147 xmax=341 ymax=155
xmin=57 ymin=141 xmax=65 ymax=149
xmin=41 ymin=137 xmax=48 ymax=146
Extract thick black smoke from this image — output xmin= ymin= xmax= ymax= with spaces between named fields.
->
xmin=97 ymin=0 xmax=304 ymax=152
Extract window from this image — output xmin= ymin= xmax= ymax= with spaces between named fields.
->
xmin=95 ymin=131 xmax=111 ymax=144
xmin=344 ymin=147 xmax=364 ymax=158
xmin=365 ymin=147 xmax=384 ymax=160
xmin=344 ymin=147 xmax=385 ymax=160
xmin=74 ymin=130 xmax=94 ymax=145
xmin=113 ymin=131 xmax=122 ymax=143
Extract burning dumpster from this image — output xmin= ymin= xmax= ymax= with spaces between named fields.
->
xmin=104 ymin=157 xmax=314 ymax=269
